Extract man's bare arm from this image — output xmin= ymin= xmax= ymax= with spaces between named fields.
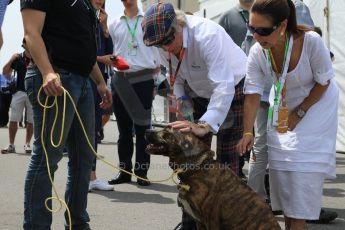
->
xmin=21 ymin=8 xmax=63 ymax=96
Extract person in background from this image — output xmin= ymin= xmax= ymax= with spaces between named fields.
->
xmin=142 ymin=3 xmax=247 ymax=229
xmin=1 ymin=40 xmax=33 ymax=154
xmin=21 ymin=0 xmax=112 ymax=228
xmin=237 ymin=0 xmax=338 ymax=229
xmin=313 ymin=26 xmax=335 ymax=62
xmin=107 ymin=0 xmax=160 ymax=187
xmin=293 ymin=0 xmax=314 ymax=28
xmin=0 ymin=73 xmax=12 ymax=127
xmin=88 ymin=0 xmax=114 ymax=192
xmin=219 ymin=0 xmax=273 ymax=207
xmin=219 ymin=0 xmax=252 ymax=47
xmin=98 ymin=68 xmax=114 ymax=142
xmin=218 ymin=0 xmax=254 ymax=181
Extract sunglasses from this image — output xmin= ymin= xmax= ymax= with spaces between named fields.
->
xmin=154 ymin=30 xmax=175 ymax=48
xmin=247 ymin=23 xmax=280 ymax=36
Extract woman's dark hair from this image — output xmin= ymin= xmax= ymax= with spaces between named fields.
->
xmin=251 ymin=0 xmax=297 ymax=34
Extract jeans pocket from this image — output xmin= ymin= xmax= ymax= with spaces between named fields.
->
xmin=25 ymin=67 xmax=43 ymax=108
xmin=56 ymin=69 xmax=72 ymax=84
xmin=25 ymin=75 xmax=36 ymax=106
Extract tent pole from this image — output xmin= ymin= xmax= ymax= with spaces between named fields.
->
xmin=324 ymin=0 xmax=330 ymax=48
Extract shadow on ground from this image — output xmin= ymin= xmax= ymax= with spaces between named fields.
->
xmin=91 ymin=190 xmax=176 ymax=204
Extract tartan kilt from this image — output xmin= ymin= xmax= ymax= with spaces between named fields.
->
xmin=216 ymin=78 xmax=245 ymax=175
xmin=187 ymin=78 xmax=245 ymax=175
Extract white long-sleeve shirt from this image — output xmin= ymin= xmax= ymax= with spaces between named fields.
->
xmin=160 ymin=15 xmax=247 ymax=132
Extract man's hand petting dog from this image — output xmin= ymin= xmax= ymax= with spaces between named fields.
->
xmin=169 ymin=121 xmax=211 ymax=137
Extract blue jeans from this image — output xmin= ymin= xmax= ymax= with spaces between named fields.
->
xmin=23 ymin=67 xmax=95 ymax=230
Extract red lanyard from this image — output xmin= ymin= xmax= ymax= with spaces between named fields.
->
xmin=168 ymin=48 xmax=186 ymax=90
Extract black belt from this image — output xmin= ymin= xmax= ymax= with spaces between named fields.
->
xmin=116 ymin=68 xmax=158 ymax=78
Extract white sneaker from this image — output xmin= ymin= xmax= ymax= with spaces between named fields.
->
xmin=1 ymin=144 xmax=16 ymax=154
xmin=89 ymin=178 xmax=114 ymax=191
xmin=24 ymin=144 xmax=32 ymax=154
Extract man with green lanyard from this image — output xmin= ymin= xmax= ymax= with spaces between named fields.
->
xmin=107 ymin=0 xmax=160 ymax=186
xmin=219 ymin=0 xmax=252 ymax=47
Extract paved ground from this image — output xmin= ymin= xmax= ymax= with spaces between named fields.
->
xmin=0 ymin=109 xmax=344 ymax=229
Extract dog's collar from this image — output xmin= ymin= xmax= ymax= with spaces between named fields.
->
xmin=174 ymin=150 xmax=215 ymax=192
xmin=178 ymin=150 xmax=214 ymax=173
xmin=194 ymin=150 xmax=214 ymax=166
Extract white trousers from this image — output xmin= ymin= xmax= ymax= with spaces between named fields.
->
xmin=247 ymin=102 xmax=269 ymax=200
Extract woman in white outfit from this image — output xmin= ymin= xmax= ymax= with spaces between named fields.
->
xmin=237 ymin=0 xmax=338 ymax=229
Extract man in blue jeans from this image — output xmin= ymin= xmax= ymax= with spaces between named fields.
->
xmin=21 ymin=0 xmax=112 ymax=229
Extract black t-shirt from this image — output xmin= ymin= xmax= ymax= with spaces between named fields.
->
xmin=11 ymin=53 xmax=27 ymax=92
xmin=21 ymin=0 xmax=97 ymax=76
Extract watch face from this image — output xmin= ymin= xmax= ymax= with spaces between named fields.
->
xmin=297 ymin=109 xmax=305 ymax=118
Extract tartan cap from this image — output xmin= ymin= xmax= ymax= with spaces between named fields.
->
xmin=142 ymin=3 xmax=176 ymax=46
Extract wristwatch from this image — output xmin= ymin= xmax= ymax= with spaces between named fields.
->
xmin=296 ymin=107 xmax=306 ymax=118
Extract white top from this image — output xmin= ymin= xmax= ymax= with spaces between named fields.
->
xmin=160 ymin=15 xmax=247 ymax=132
xmin=109 ymin=10 xmax=160 ymax=72
xmin=245 ymin=31 xmax=338 ymax=178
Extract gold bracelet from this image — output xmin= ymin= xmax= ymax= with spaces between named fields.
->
xmin=243 ymin=132 xmax=253 ymax=137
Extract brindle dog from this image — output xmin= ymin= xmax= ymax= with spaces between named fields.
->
xmin=145 ymin=127 xmax=281 ymax=230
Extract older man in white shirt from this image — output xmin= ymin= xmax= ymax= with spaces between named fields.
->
xmin=142 ymin=3 xmax=247 ymax=229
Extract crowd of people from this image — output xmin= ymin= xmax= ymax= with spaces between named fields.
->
xmin=0 ymin=0 xmax=339 ymax=229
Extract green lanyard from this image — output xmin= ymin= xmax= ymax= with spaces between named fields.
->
xmin=239 ymin=10 xmax=249 ymax=24
xmin=124 ymin=16 xmax=140 ymax=43
xmin=265 ymin=34 xmax=291 ymax=106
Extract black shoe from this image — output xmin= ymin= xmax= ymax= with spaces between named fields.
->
xmin=180 ymin=212 xmax=197 ymax=230
xmin=272 ymin=210 xmax=283 ymax=216
xmin=238 ymin=171 xmax=247 ymax=184
xmin=99 ymin=129 xmax=104 ymax=141
xmin=266 ymin=201 xmax=283 ymax=216
xmin=96 ymin=135 xmax=102 ymax=144
xmin=137 ymin=175 xmax=151 ymax=186
xmin=306 ymin=209 xmax=338 ymax=224
xmin=108 ymin=171 xmax=132 ymax=185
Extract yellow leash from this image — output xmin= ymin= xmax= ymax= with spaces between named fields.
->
xmin=38 ymin=86 xmax=72 ymax=230
xmin=37 ymin=82 xmax=185 ymax=229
